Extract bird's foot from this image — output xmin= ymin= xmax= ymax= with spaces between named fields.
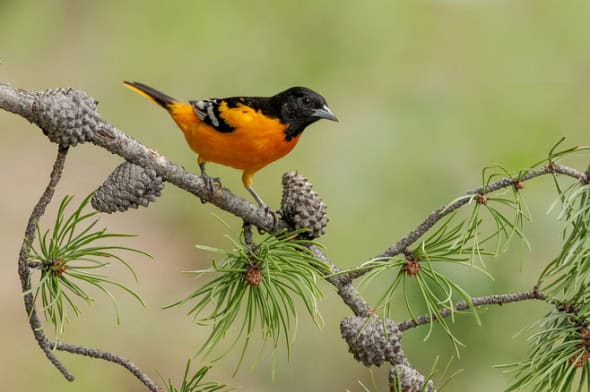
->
xmin=199 ymin=174 xmax=222 ymax=204
xmin=198 ymin=162 xmax=222 ymax=203
xmin=257 ymin=205 xmax=279 ymax=234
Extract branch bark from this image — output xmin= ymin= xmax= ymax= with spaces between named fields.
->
xmin=53 ymin=342 xmax=161 ymax=392
xmin=398 ymin=287 xmax=547 ymax=332
xmin=18 ymin=145 xmax=73 ymax=381
xmin=15 ymin=145 xmax=161 ymax=391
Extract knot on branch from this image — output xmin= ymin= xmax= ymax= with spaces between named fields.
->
xmin=31 ymin=88 xmax=99 ymax=146
xmin=389 ymin=365 xmax=434 ymax=392
xmin=280 ymin=172 xmax=328 ymax=239
xmin=340 ymin=315 xmax=402 ymax=367
xmin=91 ymin=161 xmax=165 ymax=213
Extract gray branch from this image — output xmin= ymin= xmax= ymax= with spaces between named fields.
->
xmin=18 ymin=145 xmax=73 ymax=381
xmin=15 ymin=145 xmax=161 ymax=391
xmin=52 ymin=342 xmax=160 ymax=392
xmin=0 ymin=83 xmax=281 ymax=231
xmin=0 ymin=82 xmax=369 ymax=316
xmin=398 ymin=288 xmax=547 ymax=332
xmin=349 ymin=163 xmax=588 ymax=280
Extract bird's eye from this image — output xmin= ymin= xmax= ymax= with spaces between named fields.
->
xmin=301 ymin=96 xmax=311 ymax=106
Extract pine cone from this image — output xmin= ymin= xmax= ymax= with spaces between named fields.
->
xmin=280 ymin=172 xmax=328 ymax=239
xmin=389 ymin=365 xmax=434 ymax=392
xmin=245 ymin=267 xmax=262 ymax=287
xmin=91 ymin=162 xmax=164 ymax=213
xmin=31 ymin=88 xmax=99 ymax=146
xmin=340 ymin=315 xmax=402 ymax=367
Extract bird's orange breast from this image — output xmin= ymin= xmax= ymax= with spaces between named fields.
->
xmin=167 ymin=101 xmax=301 ymax=172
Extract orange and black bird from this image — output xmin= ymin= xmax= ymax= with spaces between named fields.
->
xmin=123 ymin=81 xmax=338 ymax=206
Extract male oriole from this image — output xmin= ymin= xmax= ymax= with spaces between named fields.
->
xmin=123 ymin=81 xmax=337 ymax=206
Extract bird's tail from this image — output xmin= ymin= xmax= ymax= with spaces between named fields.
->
xmin=123 ymin=81 xmax=177 ymax=109
xmin=123 ymin=81 xmax=198 ymax=133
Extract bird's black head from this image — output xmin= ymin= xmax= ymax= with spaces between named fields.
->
xmin=272 ymin=86 xmax=338 ymax=141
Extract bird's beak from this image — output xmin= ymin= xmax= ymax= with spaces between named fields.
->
xmin=312 ymin=105 xmax=339 ymax=122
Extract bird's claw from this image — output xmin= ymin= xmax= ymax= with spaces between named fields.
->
xmin=206 ymin=176 xmax=222 ymax=190
xmin=199 ymin=175 xmax=222 ymax=204
xmin=257 ymin=205 xmax=278 ymax=234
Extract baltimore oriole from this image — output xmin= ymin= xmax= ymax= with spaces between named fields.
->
xmin=123 ymin=81 xmax=337 ymax=206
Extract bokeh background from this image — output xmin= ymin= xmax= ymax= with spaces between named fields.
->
xmin=1 ymin=1 xmax=589 ymax=391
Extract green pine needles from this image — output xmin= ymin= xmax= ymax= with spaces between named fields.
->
xmin=358 ymin=216 xmax=490 ymax=349
xmin=28 ymin=194 xmax=149 ymax=334
xmin=503 ymin=171 xmax=590 ymax=390
xmin=354 ymin=167 xmax=532 ymax=349
xmin=501 ymin=303 xmax=590 ymax=392
xmin=22 ymin=138 xmax=590 ymax=391
xmin=165 ymin=228 xmax=328 ymax=372
xmin=354 ymin=139 xmax=590 ymax=376
xmin=161 ymin=360 xmax=233 ymax=392
xmin=541 ymin=181 xmax=590 ymax=295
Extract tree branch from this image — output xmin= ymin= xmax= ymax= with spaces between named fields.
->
xmin=349 ymin=164 xmax=588 ymax=280
xmin=0 ymin=82 xmax=369 ymax=317
xmin=2 ymin=82 xmax=377 ymax=389
xmin=0 ymin=82 xmax=281 ymax=231
xmin=15 ymin=145 xmax=161 ymax=391
xmin=310 ymin=245 xmax=370 ymax=317
xmin=398 ymin=287 xmax=547 ymax=332
xmin=18 ymin=145 xmax=73 ymax=381
xmin=52 ymin=342 xmax=161 ymax=392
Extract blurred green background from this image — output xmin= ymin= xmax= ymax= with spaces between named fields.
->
xmin=1 ymin=0 xmax=589 ymax=391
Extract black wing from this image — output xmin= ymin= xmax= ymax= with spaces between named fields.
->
xmin=189 ymin=98 xmax=235 ymax=133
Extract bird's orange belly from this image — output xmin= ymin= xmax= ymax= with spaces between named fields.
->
xmin=174 ymin=110 xmax=300 ymax=172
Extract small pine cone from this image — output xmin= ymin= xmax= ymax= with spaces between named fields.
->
xmin=389 ymin=365 xmax=434 ymax=392
xmin=340 ymin=315 xmax=402 ymax=367
xmin=476 ymin=194 xmax=488 ymax=205
xmin=91 ymin=162 xmax=164 ymax=213
xmin=403 ymin=259 xmax=420 ymax=276
xmin=31 ymin=88 xmax=99 ymax=146
xmin=245 ymin=267 xmax=262 ymax=287
xmin=280 ymin=172 xmax=328 ymax=239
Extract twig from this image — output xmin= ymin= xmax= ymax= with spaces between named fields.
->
xmin=398 ymin=287 xmax=547 ymax=332
xmin=242 ymin=221 xmax=255 ymax=252
xmin=16 ymin=145 xmax=161 ymax=391
xmin=18 ymin=145 xmax=73 ymax=380
xmin=53 ymin=342 xmax=160 ymax=392
xmin=349 ymin=164 xmax=588 ymax=280
xmin=310 ymin=245 xmax=370 ymax=317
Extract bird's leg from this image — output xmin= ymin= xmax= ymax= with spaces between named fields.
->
xmin=198 ymin=161 xmax=221 ymax=203
xmin=241 ymin=171 xmax=277 ymax=230
xmin=246 ymin=185 xmax=278 ymax=233
xmin=246 ymin=185 xmax=266 ymax=208
xmin=242 ymin=171 xmax=266 ymax=207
